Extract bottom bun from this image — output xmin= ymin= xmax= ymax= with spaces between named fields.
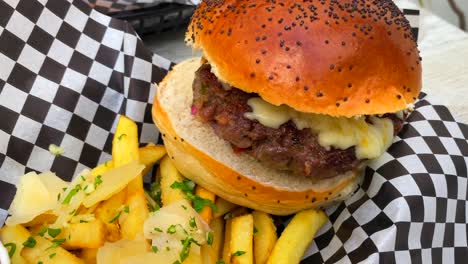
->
xmin=152 ymin=58 xmax=363 ymax=215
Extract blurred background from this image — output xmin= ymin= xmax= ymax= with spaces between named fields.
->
xmin=414 ymin=0 xmax=466 ymax=30
xmin=84 ymin=0 xmax=467 ymax=63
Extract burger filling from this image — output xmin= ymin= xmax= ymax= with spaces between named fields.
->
xmin=191 ymin=63 xmax=406 ymax=180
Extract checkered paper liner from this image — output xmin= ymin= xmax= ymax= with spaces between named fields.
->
xmin=85 ymin=0 xmax=199 ymax=14
xmin=0 ymin=0 xmax=466 ymax=263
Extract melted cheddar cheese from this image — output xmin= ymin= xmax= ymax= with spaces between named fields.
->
xmin=244 ymin=97 xmax=395 ymax=160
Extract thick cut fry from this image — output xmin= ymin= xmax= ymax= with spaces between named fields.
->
xmin=160 ymin=156 xmax=187 ymax=206
xmin=21 ymin=236 xmax=84 ymax=264
xmin=90 ymin=161 xmax=114 ymax=177
xmin=80 ymin=248 xmax=97 ymax=264
xmin=112 ymin=115 xmax=142 ymax=195
xmin=267 ymin=209 xmax=327 ymax=264
xmin=196 ymin=186 xmax=216 ymax=224
xmin=110 ymin=116 xmax=149 ymax=239
xmin=96 ymin=237 xmax=149 ymax=264
xmin=92 ymin=116 xmax=145 ymax=242
xmin=94 ymin=196 xmax=124 ymax=242
xmin=222 ymin=218 xmax=233 ymax=263
xmin=252 ymin=211 xmax=277 ymax=264
xmin=139 ymin=144 xmax=166 ymax=175
xmin=112 ymin=116 xmax=140 ymax=166
xmin=230 ymin=214 xmax=254 ymax=264
xmin=202 ymin=217 xmax=225 ymax=264
xmin=57 ymin=220 xmax=106 ymax=250
xmin=214 ymin=198 xmax=238 ymax=218
xmin=0 ymin=225 xmax=31 ymax=264
xmin=120 ymin=192 xmax=149 ymax=240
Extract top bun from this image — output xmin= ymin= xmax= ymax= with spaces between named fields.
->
xmin=186 ymin=0 xmax=422 ymax=117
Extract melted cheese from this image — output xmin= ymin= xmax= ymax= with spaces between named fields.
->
xmin=244 ymin=97 xmax=395 ymax=159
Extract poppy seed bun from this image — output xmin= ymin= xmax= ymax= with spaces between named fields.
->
xmin=186 ymin=0 xmax=422 ymax=117
xmin=152 ymin=58 xmax=361 ymax=215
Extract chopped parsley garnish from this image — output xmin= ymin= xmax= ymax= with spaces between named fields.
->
xmin=166 ymin=246 xmax=170 ymax=251
xmin=232 ymin=251 xmax=246 ymax=257
xmin=154 ymin=227 xmax=163 ymax=233
xmin=124 ymin=205 xmax=130 ymax=213
xmin=94 ymin=175 xmax=103 ymax=189
xmin=173 ymin=261 xmax=181 ymax=264
xmin=57 ymin=192 xmax=61 ymax=201
xmin=207 ymin=231 xmax=214 ymax=246
xmin=117 ymin=134 xmax=127 ymax=140
xmin=147 ymin=180 xmax=162 ymax=212
xmin=170 ymin=180 xmax=217 ymax=212
xmin=49 ymin=253 xmax=56 ymax=259
xmin=4 ymin=243 xmax=16 ymax=257
xmin=69 ymin=209 xmax=77 ymax=216
xmin=22 ymin=237 xmax=36 ymax=248
xmin=38 ymin=261 xmax=43 ymax=264
xmin=179 ymin=236 xmax=200 ymax=262
xmin=181 ymin=205 xmax=187 ymax=210
xmin=189 ymin=217 xmax=197 ymax=228
xmin=46 ymin=239 xmax=66 ymax=250
xmin=253 ymin=226 xmax=258 ymax=234
xmin=38 ymin=227 xmax=47 ymax=237
xmin=192 ymin=196 xmax=217 ymax=212
xmin=152 ymin=246 xmax=158 ymax=253
xmin=170 ymin=179 xmax=195 ymax=193
xmin=47 ymin=228 xmax=61 ymax=238
xmin=167 ymin=225 xmax=177 ymax=234
xmin=216 ymin=260 xmax=226 ymax=264
xmin=62 ymin=185 xmax=81 ymax=205
xmin=80 ymin=175 xmax=86 ymax=181
xmin=109 ymin=211 xmax=122 ymax=223
xmin=80 ymin=220 xmax=89 ymax=223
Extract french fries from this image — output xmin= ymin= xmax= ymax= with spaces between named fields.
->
xmin=267 ymin=209 xmax=327 ymax=264
xmin=139 ymin=144 xmax=166 ymax=175
xmin=160 ymin=156 xmax=187 ymax=205
xmin=195 ymin=186 xmax=216 ymax=224
xmin=230 ymin=214 xmax=254 ymax=264
xmin=58 ymin=220 xmax=106 ymax=250
xmin=214 ymin=198 xmax=238 ymax=218
xmin=222 ymin=218 xmax=233 ymax=263
xmin=252 ymin=211 xmax=277 ymax=264
xmin=80 ymin=248 xmax=97 ymax=264
xmin=201 ymin=216 xmax=225 ymax=263
xmin=0 ymin=225 xmax=31 ymax=264
xmin=0 ymin=114 xmax=330 ymax=264
xmin=119 ymin=193 xmax=148 ymax=240
xmin=90 ymin=161 xmax=114 ymax=178
xmin=94 ymin=195 xmax=124 ymax=242
xmin=21 ymin=235 xmax=84 ymax=264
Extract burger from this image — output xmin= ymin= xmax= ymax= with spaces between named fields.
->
xmin=152 ymin=0 xmax=421 ymax=215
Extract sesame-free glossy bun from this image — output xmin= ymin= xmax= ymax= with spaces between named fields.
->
xmin=186 ymin=0 xmax=422 ymax=117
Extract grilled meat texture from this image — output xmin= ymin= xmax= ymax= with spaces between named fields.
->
xmin=191 ymin=63 xmax=404 ymax=179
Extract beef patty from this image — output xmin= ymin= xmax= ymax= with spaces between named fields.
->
xmin=191 ymin=63 xmax=404 ymax=180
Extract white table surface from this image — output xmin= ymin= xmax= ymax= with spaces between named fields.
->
xmin=144 ymin=7 xmax=468 ymax=123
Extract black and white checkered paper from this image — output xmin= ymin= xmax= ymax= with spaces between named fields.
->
xmin=0 ymin=0 xmax=467 ymax=263
xmin=85 ymin=0 xmax=199 ymax=14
